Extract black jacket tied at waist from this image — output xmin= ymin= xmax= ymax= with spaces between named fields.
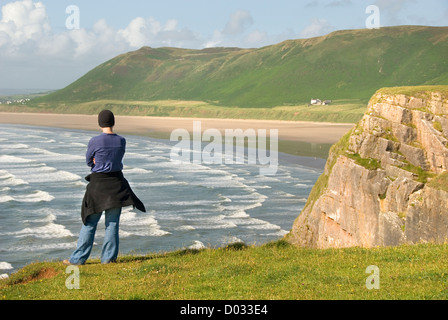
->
xmin=81 ymin=171 xmax=146 ymax=225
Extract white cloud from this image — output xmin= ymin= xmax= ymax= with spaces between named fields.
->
xmin=117 ymin=17 xmax=200 ymax=49
xmin=203 ymin=29 xmax=223 ymax=48
xmin=0 ymin=0 xmax=205 ymax=88
xmin=327 ymin=0 xmax=353 ymax=7
xmin=300 ymin=18 xmax=334 ymax=38
xmin=245 ymin=30 xmax=268 ymax=45
xmin=118 ymin=17 xmax=148 ymax=48
xmin=373 ymin=0 xmax=416 ymax=25
xmin=0 ymin=0 xmax=201 ymax=59
xmin=222 ymin=10 xmax=254 ymax=35
xmin=0 ymin=0 xmax=50 ymax=51
xmin=205 ymin=10 xmax=258 ymax=48
xmin=0 ymin=1 xmax=305 ymax=89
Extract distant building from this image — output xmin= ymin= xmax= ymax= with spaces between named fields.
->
xmin=310 ymin=99 xmax=332 ymax=106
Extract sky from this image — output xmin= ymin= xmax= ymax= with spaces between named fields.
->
xmin=0 ymin=0 xmax=447 ymax=92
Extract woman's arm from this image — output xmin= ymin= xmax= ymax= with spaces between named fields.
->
xmin=86 ymin=139 xmax=96 ymax=168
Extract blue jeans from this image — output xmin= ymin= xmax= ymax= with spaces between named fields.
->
xmin=69 ymin=207 xmax=122 ymax=265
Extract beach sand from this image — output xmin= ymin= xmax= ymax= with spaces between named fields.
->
xmin=0 ymin=112 xmax=353 ymax=144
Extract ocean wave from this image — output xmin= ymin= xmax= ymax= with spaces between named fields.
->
xmin=120 ymin=229 xmax=170 ymax=237
xmin=221 ymin=236 xmax=244 ymax=245
xmin=242 ymin=223 xmax=282 ymax=230
xmin=261 ymin=230 xmax=289 ymax=237
xmin=134 ymin=181 xmax=187 ymax=187
xmin=0 ymin=143 xmax=29 ymax=149
xmin=0 ymin=262 xmax=13 ymax=270
xmin=0 ymin=155 xmax=35 ymax=164
xmin=0 ymin=170 xmax=28 ymax=186
xmin=161 ymin=213 xmax=237 ymax=230
xmin=187 ymin=240 xmax=206 ymax=250
xmin=23 ymin=213 xmax=57 ymax=223
xmin=123 ymin=167 xmax=153 ymax=174
xmin=27 ymin=147 xmax=84 ymax=161
xmin=226 ymin=210 xmax=250 ymax=218
xmin=157 ymin=199 xmax=220 ymax=207
xmin=0 ymin=222 xmax=73 ymax=239
xmin=173 ymin=225 xmax=196 ymax=231
xmin=70 ymin=142 xmax=87 ymax=147
xmin=7 ymin=165 xmax=82 ymax=183
xmin=223 ymin=213 xmax=282 ymax=231
xmin=222 ymin=201 xmax=263 ymax=212
xmin=0 ymin=241 xmax=77 ymax=252
xmin=120 ymin=210 xmax=171 ymax=237
xmin=294 ymin=183 xmax=312 ymax=188
xmin=0 ymin=190 xmax=54 ymax=203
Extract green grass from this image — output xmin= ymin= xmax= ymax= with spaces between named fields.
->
xmin=2 ymin=98 xmax=366 ymax=123
xmin=400 ymin=162 xmax=436 ymax=184
xmin=1 ymin=241 xmax=448 ymax=300
xmin=433 ymin=121 xmax=443 ymax=132
xmin=347 ymin=153 xmax=382 ymax=170
xmin=428 ymin=172 xmax=448 ymax=192
xmin=376 ymin=85 xmax=448 ymax=100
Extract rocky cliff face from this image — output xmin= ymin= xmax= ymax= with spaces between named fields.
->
xmin=287 ymin=87 xmax=448 ymax=248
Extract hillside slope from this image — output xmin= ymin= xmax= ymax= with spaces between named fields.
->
xmin=287 ymin=85 xmax=448 ymax=248
xmin=37 ymin=26 xmax=448 ymax=108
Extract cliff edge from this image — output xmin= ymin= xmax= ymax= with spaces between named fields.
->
xmin=287 ymin=86 xmax=448 ymax=248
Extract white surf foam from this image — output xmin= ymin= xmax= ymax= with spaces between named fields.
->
xmin=0 ymin=170 xmax=28 ymax=186
xmin=123 ymin=167 xmax=153 ymax=174
xmin=27 ymin=147 xmax=84 ymax=161
xmin=187 ymin=240 xmax=206 ymax=250
xmin=0 ymin=143 xmax=29 ymax=149
xmin=0 ymin=222 xmax=73 ymax=239
xmin=23 ymin=213 xmax=57 ymax=223
xmin=7 ymin=165 xmax=82 ymax=183
xmin=294 ymin=183 xmax=312 ymax=188
xmin=226 ymin=210 xmax=250 ymax=218
xmin=9 ymin=190 xmax=55 ymax=203
xmin=134 ymin=181 xmax=187 ymax=187
xmin=119 ymin=209 xmax=170 ymax=237
xmin=224 ymin=212 xmax=283 ymax=231
xmin=222 ymin=236 xmax=244 ymax=245
xmin=173 ymin=225 xmax=196 ymax=231
xmin=261 ymin=230 xmax=289 ymax=237
xmin=0 ymin=242 xmax=77 ymax=252
xmin=0 ymin=155 xmax=35 ymax=164
xmin=0 ymin=262 xmax=13 ymax=270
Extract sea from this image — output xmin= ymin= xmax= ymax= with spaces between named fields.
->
xmin=0 ymin=124 xmax=324 ymax=275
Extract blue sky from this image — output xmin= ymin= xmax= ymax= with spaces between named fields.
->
xmin=0 ymin=0 xmax=447 ymax=91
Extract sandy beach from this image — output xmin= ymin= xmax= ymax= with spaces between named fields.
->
xmin=0 ymin=112 xmax=353 ymax=144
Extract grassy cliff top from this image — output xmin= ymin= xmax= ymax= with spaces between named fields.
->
xmin=376 ymin=85 xmax=448 ymax=99
xmin=1 ymin=240 xmax=448 ymax=300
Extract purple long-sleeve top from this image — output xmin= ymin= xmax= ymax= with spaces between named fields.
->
xmin=86 ymin=133 xmax=126 ymax=173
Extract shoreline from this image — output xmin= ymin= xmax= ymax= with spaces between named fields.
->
xmin=0 ymin=112 xmax=354 ymax=144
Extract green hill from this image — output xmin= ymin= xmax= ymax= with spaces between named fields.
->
xmin=33 ymin=26 xmax=448 ymax=112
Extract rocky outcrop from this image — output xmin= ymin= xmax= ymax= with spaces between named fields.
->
xmin=287 ymin=87 xmax=448 ymax=248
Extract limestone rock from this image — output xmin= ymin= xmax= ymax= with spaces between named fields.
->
xmin=287 ymin=87 xmax=448 ymax=248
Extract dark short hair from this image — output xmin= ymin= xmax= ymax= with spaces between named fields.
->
xmin=98 ymin=110 xmax=115 ymax=128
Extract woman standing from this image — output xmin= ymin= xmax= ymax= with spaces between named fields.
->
xmin=64 ymin=110 xmax=145 ymax=265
